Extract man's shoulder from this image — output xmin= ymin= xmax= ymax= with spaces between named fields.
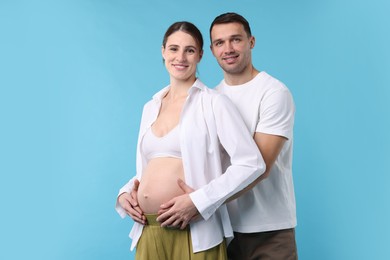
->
xmin=261 ymin=72 xmax=289 ymax=89
xmin=214 ymin=78 xmax=226 ymax=90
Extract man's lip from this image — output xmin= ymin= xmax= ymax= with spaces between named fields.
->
xmin=222 ymin=54 xmax=239 ymax=60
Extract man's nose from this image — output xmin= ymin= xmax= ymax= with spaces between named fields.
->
xmin=224 ymin=41 xmax=234 ymax=53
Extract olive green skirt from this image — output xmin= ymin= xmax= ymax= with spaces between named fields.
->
xmin=135 ymin=214 xmax=227 ymax=260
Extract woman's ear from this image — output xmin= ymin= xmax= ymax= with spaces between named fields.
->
xmin=161 ymin=45 xmax=165 ymax=59
xmin=199 ymin=50 xmax=204 ymax=62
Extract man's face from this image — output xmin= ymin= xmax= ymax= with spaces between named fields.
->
xmin=210 ymin=22 xmax=254 ymax=75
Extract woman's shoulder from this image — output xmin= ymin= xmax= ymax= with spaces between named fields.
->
xmin=194 ymin=79 xmax=234 ymax=107
xmin=195 ymin=79 xmax=223 ymax=97
xmin=200 ymin=86 xmax=235 ymax=109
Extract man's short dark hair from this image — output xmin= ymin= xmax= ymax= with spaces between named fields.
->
xmin=210 ymin=12 xmax=252 ymax=40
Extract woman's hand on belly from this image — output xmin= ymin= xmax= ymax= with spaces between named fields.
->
xmin=157 ymin=179 xmax=200 ymax=229
xmin=118 ymin=179 xmax=146 ymax=225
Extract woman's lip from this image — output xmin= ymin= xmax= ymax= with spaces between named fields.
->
xmin=173 ymin=64 xmax=189 ymax=69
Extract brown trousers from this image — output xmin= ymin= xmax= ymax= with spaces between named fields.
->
xmin=227 ymin=229 xmax=298 ymax=260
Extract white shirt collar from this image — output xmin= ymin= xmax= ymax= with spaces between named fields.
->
xmin=152 ymin=78 xmax=204 ymax=102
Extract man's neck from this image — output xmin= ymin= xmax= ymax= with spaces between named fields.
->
xmin=224 ymin=66 xmax=259 ymax=86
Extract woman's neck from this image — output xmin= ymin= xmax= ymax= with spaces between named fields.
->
xmin=168 ymin=77 xmax=196 ymax=99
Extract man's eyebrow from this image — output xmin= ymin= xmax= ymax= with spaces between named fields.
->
xmin=230 ymin=34 xmax=244 ymax=38
xmin=211 ymin=39 xmax=222 ymax=45
xmin=212 ymin=34 xmax=244 ymax=44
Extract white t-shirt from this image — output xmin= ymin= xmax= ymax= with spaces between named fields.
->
xmin=116 ymin=79 xmax=265 ymax=252
xmin=216 ymin=71 xmax=297 ymax=233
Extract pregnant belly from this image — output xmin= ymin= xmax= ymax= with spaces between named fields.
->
xmin=138 ymin=157 xmax=185 ymax=213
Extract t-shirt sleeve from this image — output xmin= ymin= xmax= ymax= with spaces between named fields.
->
xmin=256 ymin=88 xmax=295 ymax=139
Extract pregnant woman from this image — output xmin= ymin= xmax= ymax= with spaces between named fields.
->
xmin=115 ymin=21 xmax=265 ymax=260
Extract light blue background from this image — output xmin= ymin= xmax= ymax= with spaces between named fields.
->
xmin=1 ymin=0 xmax=389 ymax=259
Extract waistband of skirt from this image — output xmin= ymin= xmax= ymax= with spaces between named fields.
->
xmin=145 ymin=214 xmax=160 ymax=226
xmin=144 ymin=214 xmax=188 ymax=230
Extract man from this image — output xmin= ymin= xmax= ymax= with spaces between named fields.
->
xmin=206 ymin=12 xmax=298 ymax=259
xmin=119 ymin=12 xmax=298 ymax=259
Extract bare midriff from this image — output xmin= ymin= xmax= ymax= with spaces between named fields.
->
xmin=137 ymin=157 xmax=185 ymax=213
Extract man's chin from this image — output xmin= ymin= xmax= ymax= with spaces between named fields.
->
xmin=222 ymin=67 xmax=242 ymax=75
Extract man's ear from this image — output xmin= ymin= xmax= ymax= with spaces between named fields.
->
xmin=250 ymin=36 xmax=256 ymax=49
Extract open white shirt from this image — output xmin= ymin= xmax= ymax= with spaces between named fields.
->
xmin=116 ymin=79 xmax=265 ymax=252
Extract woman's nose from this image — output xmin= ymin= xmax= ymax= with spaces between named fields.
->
xmin=176 ymin=51 xmax=186 ymax=62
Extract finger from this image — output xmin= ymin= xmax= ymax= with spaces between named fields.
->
xmin=124 ymin=203 xmax=143 ymax=219
xmin=133 ymin=205 xmax=144 ymax=216
xmin=156 ymin=209 xmax=175 ymax=224
xmin=157 ymin=207 xmax=169 ymax=216
xmin=192 ymin=214 xmax=201 ymax=222
xmin=129 ymin=195 xmax=139 ymax=207
xmin=171 ymin=219 xmax=184 ymax=229
xmin=128 ymin=213 xmax=146 ymax=225
xmin=180 ymin=219 xmax=189 ymax=230
xmin=177 ymin=179 xmax=194 ymax=193
xmin=160 ymin=199 xmax=175 ymax=210
xmin=130 ymin=183 xmax=140 ymax=207
xmin=126 ymin=208 xmax=146 ymax=225
xmin=133 ymin=179 xmax=140 ymax=191
xmin=156 ymin=211 xmax=167 ymax=223
xmin=159 ymin=214 xmax=177 ymax=228
xmin=156 ymin=200 xmax=175 ymax=222
xmin=179 ymin=213 xmax=198 ymax=229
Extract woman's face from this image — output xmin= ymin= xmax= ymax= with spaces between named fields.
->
xmin=162 ymin=31 xmax=203 ymax=82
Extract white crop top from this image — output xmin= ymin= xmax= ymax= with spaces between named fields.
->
xmin=141 ymin=125 xmax=182 ymax=161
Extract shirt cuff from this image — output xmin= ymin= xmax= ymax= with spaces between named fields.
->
xmin=190 ymin=189 xmax=218 ymax=221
